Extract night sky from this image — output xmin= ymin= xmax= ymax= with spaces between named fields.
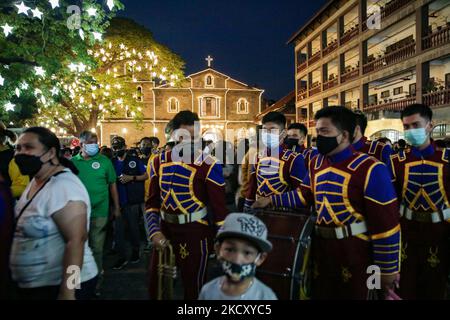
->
xmin=118 ymin=0 xmax=328 ymax=101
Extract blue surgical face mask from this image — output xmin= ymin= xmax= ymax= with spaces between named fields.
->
xmin=262 ymin=132 xmax=280 ymax=148
xmin=84 ymin=143 xmax=99 ymax=156
xmin=404 ymin=128 xmax=428 ymax=147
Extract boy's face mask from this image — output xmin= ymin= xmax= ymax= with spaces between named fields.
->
xmin=218 ymin=254 xmax=260 ymax=283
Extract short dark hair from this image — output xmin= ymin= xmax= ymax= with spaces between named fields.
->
xmin=151 ymin=137 xmax=160 ymax=146
xmin=139 ymin=137 xmax=152 ymax=144
xmin=288 ymin=123 xmax=307 ymax=136
xmin=172 ymin=110 xmax=200 ymax=130
xmin=314 ymin=106 xmax=357 ymax=142
xmin=398 ymin=139 xmax=406 ymax=148
xmin=401 ymin=103 xmax=432 ymax=122
xmin=262 ymin=111 xmax=286 ymax=128
xmin=354 ymin=110 xmax=368 ymax=136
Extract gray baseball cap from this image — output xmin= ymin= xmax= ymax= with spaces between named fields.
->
xmin=216 ymin=213 xmax=272 ymax=252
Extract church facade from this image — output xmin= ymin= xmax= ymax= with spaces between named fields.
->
xmin=100 ymin=59 xmax=264 ymax=146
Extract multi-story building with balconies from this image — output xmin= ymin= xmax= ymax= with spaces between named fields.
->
xmin=290 ymin=0 xmax=450 ymax=143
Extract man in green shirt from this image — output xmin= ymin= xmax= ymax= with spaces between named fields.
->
xmin=71 ymin=131 xmax=120 ymax=295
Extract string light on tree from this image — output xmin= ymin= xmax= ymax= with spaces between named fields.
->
xmin=0 ymin=74 xmax=4 ymax=86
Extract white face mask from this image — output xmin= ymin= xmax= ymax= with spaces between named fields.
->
xmin=262 ymin=132 xmax=280 ymax=148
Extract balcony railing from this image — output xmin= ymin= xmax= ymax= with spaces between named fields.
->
xmin=362 ymin=0 xmax=410 ymax=32
xmin=423 ymin=24 xmax=450 ymax=50
xmin=323 ymin=41 xmax=338 ymax=57
xmin=340 ymin=25 xmax=359 ymax=45
xmin=363 ymin=96 xmax=417 ymax=112
xmin=297 ymin=61 xmax=308 ymax=74
xmin=340 ymin=68 xmax=359 ymax=83
xmin=381 ymin=0 xmax=410 ymax=20
xmin=309 ymin=84 xmax=322 ymax=96
xmin=323 ymin=78 xmax=338 ymax=91
xmin=297 ymin=88 xmax=308 ymax=100
xmin=308 ymin=51 xmax=321 ymax=66
xmin=363 ymin=42 xmax=415 ymax=74
xmin=423 ymin=89 xmax=450 ymax=107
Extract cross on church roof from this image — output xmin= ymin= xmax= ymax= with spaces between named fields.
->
xmin=205 ymin=55 xmax=214 ymax=68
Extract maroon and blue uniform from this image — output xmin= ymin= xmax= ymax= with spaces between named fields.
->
xmin=244 ymin=145 xmax=307 ymax=209
xmin=352 ymin=136 xmax=393 ymax=167
xmin=145 ymin=150 xmax=228 ymax=299
xmin=271 ymin=146 xmax=401 ymax=299
xmin=389 ymin=142 xmax=450 ymax=299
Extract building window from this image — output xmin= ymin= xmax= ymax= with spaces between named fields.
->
xmin=237 ymin=98 xmax=249 ymax=114
xmin=167 ymin=97 xmax=180 ymax=113
xmin=199 ymin=96 xmax=220 ymax=118
xmin=136 ymin=86 xmax=143 ymax=102
xmin=205 ymin=75 xmax=214 ymax=88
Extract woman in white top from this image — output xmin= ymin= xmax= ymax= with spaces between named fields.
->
xmin=10 ymin=127 xmax=98 ymax=300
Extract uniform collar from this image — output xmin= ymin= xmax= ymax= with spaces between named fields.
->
xmin=411 ymin=143 xmax=434 ymax=158
xmin=352 ymin=136 xmax=367 ymax=151
xmin=328 ymin=145 xmax=353 ymax=163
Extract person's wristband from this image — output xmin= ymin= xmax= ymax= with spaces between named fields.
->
xmin=133 ymin=175 xmax=137 ymax=181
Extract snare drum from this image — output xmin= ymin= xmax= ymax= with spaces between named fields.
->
xmin=253 ymin=209 xmax=316 ymax=300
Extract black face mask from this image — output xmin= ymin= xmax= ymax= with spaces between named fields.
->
xmin=284 ymin=137 xmax=300 ymax=148
xmin=15 ymin=150 xmax=49 ymax=176
xmin=316 ymin=135 xmax=340 ymax=155
xmin=140 ymin=147 xmax=152 ymax=156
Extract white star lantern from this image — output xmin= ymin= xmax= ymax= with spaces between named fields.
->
xmin=31 ymin=7 xmax=43 ymax=19
xmin=92 ymin=32 xmax=102 ymax=41
xmin=51 ymin=87 xmax=59 ymax=96
xmin=0 ymin=74 xmax=4 ymax=86
xmin=48 ymin=0 xmax=59 ymax=9
xmin=68 ymin=63 xmax=78 ymax=72
xmin=77 ymin=62 xmax=86 ymax=72
xmin=86 ymin=7 xmax=97 ymax=16
xmin=15 ymin=2 xmax=30 ymax=15
xmin=34 ymin=66 xmax=46 ymax=77
xmin=4 ymin=102 xmax=15 ymax=112
xmin=107 ymin=0 xmax=115 ymax=11
xmin=2 ymin=23 xmax=13 ymax=37
xmin=21 ymin=82 xmax=29 ymax=90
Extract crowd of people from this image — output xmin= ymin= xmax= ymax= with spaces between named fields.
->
xmin=0 ymin=102 xmax=449 ymax=300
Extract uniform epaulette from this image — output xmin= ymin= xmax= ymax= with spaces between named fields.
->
xmin=281 ymin=149 xmax=292 ymax=161
xmin=348 ymin=153 xmax=371 ymax=171
xmin=368 ymin=140 xmax=378 ymax=155
xmin=442 ymin=148 xmax=450 ymax=162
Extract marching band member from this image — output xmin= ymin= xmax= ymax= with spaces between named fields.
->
xmin=352 ymin=110 xmax=393 ymax=166
xmin=244 ymin=112 xmax=307 ymax=210
xmin=389 ymin=104 xmax=450 ymax=299
xmin=144 ymin=111 xmax=228 ymax=299
xmin=253 ymin=106 xmax=401 ymax=299
xmin=285 ymin=122 xmax=319 ymax=167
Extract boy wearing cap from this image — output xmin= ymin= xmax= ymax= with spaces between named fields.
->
xmin=198 ymin=213 xmax=277 ymax=300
